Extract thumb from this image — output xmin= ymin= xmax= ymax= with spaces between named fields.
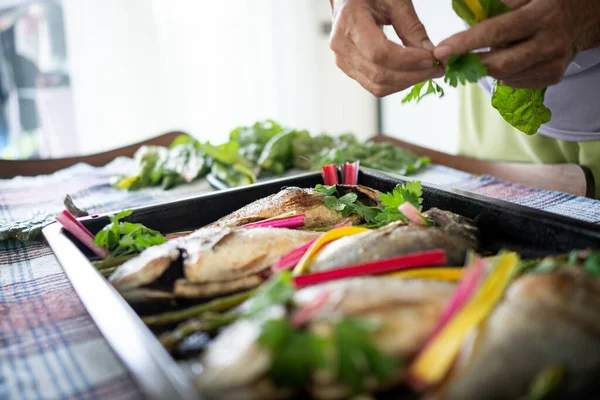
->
xmin=388 ymin=0 xmax=433 ymax=50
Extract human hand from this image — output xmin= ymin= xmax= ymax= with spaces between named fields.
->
xmin=329 ymin=0 xmax=444 ymax=97
xmin=434 ymin=0 xmax=600 ymax=89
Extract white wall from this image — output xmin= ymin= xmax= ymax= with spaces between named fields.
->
xmin=381 ymin=1 xmax=466 ymax=154
xmin=60 ymin=0 xmax=377 ymax=154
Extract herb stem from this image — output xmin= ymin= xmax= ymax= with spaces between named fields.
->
xmin=142 ymin=289 xmax=255 ymax=326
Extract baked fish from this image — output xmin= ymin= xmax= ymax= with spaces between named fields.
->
xmin=207 ymin=184 xmax=382 ymax=229
xmin=310 ymin=208 xmax=479 ymax=271
xmin=434 ymin=267 xmax=600 ymax=400
xmin=194 ymin=277 xmax=457 ymax=400
xmin=109 ymin=227 xmax=320 ymax=298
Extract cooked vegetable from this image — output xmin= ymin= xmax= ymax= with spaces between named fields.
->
xmin=142 ymin=289 xmax=255 ymax=326
xmin=242 ymin=213 xmax=306 ymax=229
xmin=293 ymin=226 xmax=371 ymax=275
xmin=402 ymin=0 xmax=552 ymax=136
xmin=520 ymin=365 xmax=565 ymax=400
xmin=56 ymin=210 xmax=109 ymax=259
xmin=387 ymin=267 xmax=464 ymax=281
xmin=321 ymin=164 xmax=339 ymax=185
xmin=426 ymin=254 xmax=486 ymax=340
xmin=341 ymin=161 xmax=359 ymax=185
xmin=272 ymin=240 xmax=318 ymax=272
xmin=410 ymin=252 xmax=519 ymax=387
xmin=292 ymin=250 xmax=448 ymax=288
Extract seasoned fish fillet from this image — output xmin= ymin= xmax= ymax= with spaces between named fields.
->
xmin=310 ymin=208 xmax=479 ymax=272
xmin=207 ymin=185 xmax=382 ymax=229
xmin=435 ymin=267 xmax=600 ymax=400
xmin=109 ymin=227 xmax=320 ymax=297
xmin=183 ymin=227 xmax=321 ymax=283
xmin=294 ymin=277 xmax=456 ymax=359
xmin=194 ymin=277 xmax=456 ymax=400
xmin=109 ymin=227 xmax=232 ymax=291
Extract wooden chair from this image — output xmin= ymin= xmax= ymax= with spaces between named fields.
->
xmin=0 ymin=131 xmax=185 ymax=179
xmin=372 ymin=134 xmax=595 ymax=198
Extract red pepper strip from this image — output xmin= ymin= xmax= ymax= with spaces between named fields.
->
xmin=292 ymin=249 xmax=447 ymax=288
xmin=243 ymin=214 xmax=306 ymax=229
xmin=343 ymin=161 xmax=359 ymax=185
xmin=291 ymin=290 xmax=332 ymax=327
xmin=321 ymin=164 xmax=339 ymax=185
xmin=56 ymin=210 xmax=109 ymax=259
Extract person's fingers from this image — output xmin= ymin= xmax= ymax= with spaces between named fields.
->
xmin=433 ymin=6 xmax=538 ymax=62
xmin=479 ymin=35 xmax=568 ymax=79
xmin=501 ymin=0 xmax=531 ymax=8
xmin=388 ymin=0 xmax=432 ymax=49
xmin=500 ymin=59 xmax=570 ymax=88
xmin=336 ymin=52 xmax=443 ymax=97
xmin=348 ymin=9 xmax=437 ymax=70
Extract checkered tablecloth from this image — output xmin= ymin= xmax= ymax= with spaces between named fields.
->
xmin=1 ymin=160 xmax=599 ymax=400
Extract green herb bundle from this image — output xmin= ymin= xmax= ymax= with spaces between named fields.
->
xmin=403 ymin=0 xmax=552 ymax=136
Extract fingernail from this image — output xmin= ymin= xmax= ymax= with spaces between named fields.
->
xmin=419 ymin=59 xmax=434 ymax=69
xmin=422 ymin=39 xmax=434 ymax=51
xmin=434 ymin=45 xmax=452 ymax=62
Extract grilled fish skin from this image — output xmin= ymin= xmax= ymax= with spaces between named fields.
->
xmin=207 ymin=185 xmax=382 ymax=229
xmin=109 ymin=227 xmax=320 ymax=296
xmin=310 ymin=208 xmax=479 ymax=272
xmin=183 ymin=227 xmax=320 ymax=283
xmin=109 ymin=228 xmax=232 ymax=291
xmin=434 ymin=267 xmax=600 ymax=400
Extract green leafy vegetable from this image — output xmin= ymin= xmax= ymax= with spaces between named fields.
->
xmin=258 ymin=317 xmax=398 ymax=391
xmin=257 ymin=129 xmax=299 ymax=176
xmin=373 ymin=181 xmax=426 ymax=227
xmin=444 ymin=54 xmax=488 ymax=87
xmin=259 ymin=319 xmax=328 ymax=388
xmin=0 ymin=212 xmax=56 ymax=242
xmin=403 ymin=0 xmax=552 ymax=136
xmin=316 ymin=185 xmax=381 ymax=225
xmin=402 ymin=80 xmax=445 ymax=103
xmin=316 ymin=181 xmax=426 ymax=228
xmin=244 ymin=272 xmax=295 ymax=318
xmin=303 ymin=139 xmax=429 ymax=176
xmin=520 ymin=365 xmax=564 ymax=400
xmin=333 ymin=317 xmax=398 ymax=391
xmin=114 ymin=143 xmax=209 ymax=191
xmin=93 ymin=209 xmax=166 ymax=258
xmin=491 ymin=84 xmax=552 ymax=135
xmin=521 ymin=250 xmax=600 ymax=278
xmin=230 ymin=119 xmax=283 ymax=165
xmin=379 ymin=181 xmax=423 ymax=211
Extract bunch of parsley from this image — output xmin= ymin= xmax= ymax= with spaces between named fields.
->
xmin=94 ymin=209 xmax=166 ymax=259
xmin=315 ymin=181 xmax=427 ymax=228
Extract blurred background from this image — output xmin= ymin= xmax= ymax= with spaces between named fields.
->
xmin=0 ymin=0 xmax=464 ymax=160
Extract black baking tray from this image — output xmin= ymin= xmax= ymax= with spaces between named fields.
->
xmin=43 ymin=168 xmax=600 ymax=399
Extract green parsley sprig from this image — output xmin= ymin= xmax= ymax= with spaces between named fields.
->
xmin=94 ymin=210 xmax=166 ymax=262
xmin=315 ymin=181 xmax=428 ymax=228
xmin=258 ymin=316 xmax=399 ymax=392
